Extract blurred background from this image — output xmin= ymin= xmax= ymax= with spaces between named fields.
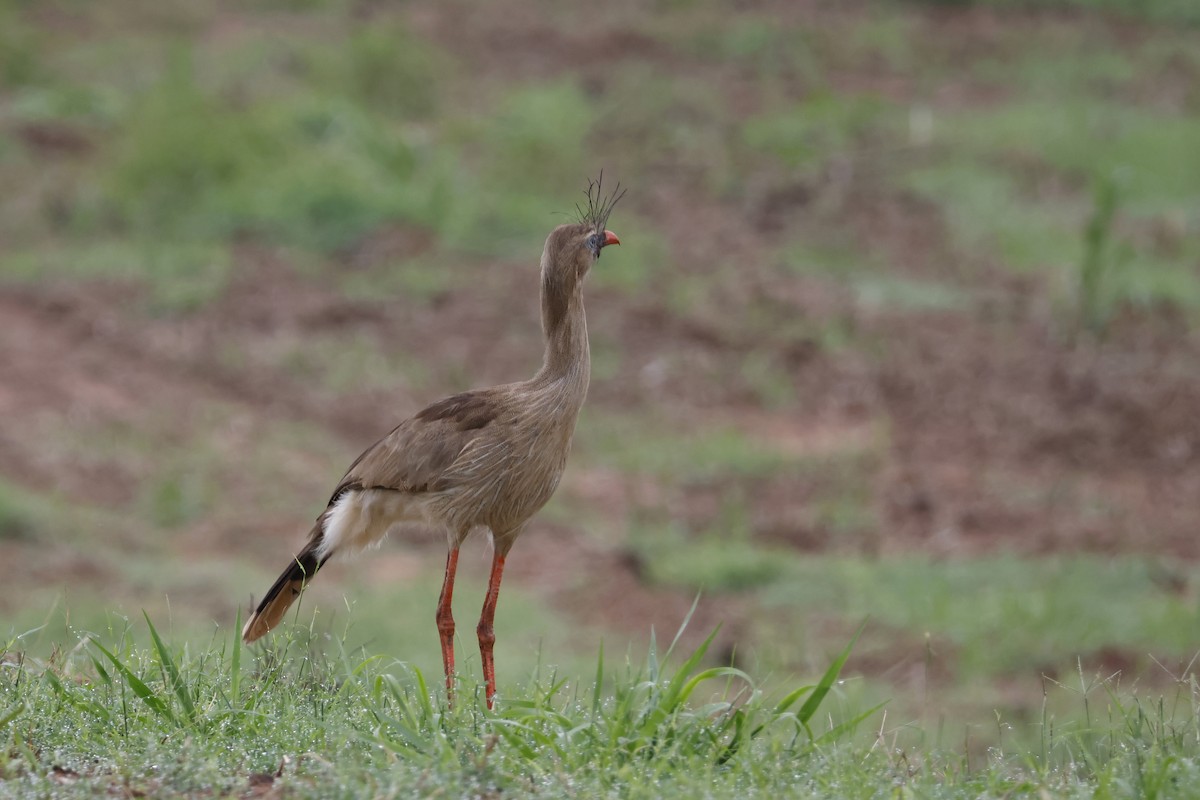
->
xmin=1 ymin=0 xmax=1199 ymax=738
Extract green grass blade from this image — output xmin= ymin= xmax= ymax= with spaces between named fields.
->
xmin=677 ymin=666 xmax=753 ymax=707
xmin=491 ymin=717 xmax=567 ymax=760
xmin=811 ymin=700 xmax=888 ymax=746
xmin=43 ymin=670 xmax=65 ymax=697
xmin=413 ymin=666 xmax=435 ymax=719
xmin=773 ymin=684 xmax=816 ymax=716
xmin=796 ymin=619 xmax=866 ymax=730
xmin=664 ymin=593 xmax=702 ymax=665
xmin=91 ymin=638 xmax=175 ymax=725
xmin=144 ymin=611 xmax=196 ymax=723
xmin=490 ymin=718 xmax=541 ymax=760
xmin=543 ymin=674 xmax=570 ymax=704
xmin=0 ymin=702 xmax=24 ymax=728
xmin=509 ymin=704 xmax=575 ymax=730
xmin=338 ymin=655 xmax=385 ymax=698
xmin=372 ymin=712 xmax=429 ymax=755
xmin=230 ymin=607 xmax=242 ymax=711
xmin=716 ymin=708 xmax=747 ymax=765
xmin=88 ymin=653 xmax=113 ymax=685
xmin=592 ymin=639 xmax=604 ymax=719
xmin=662 ymin=626 xmax=720 ymax=709
xmin=42 ymin=671 xmax=110 ymax=724
xmin=647 ymin=628 xmax=659 ymax=685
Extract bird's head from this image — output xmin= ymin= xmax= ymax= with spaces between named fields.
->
xmin=542 ymin=175 xmax=624 ymax=286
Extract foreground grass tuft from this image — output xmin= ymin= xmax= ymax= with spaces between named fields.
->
xmin=5 ymin=614 xmax=1200 ymax=797
xmin=0 ymin=613 xmax=868 ymax=797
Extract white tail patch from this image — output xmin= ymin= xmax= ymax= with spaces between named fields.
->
xmin=317 ymin=489 xmax=426 ymax=561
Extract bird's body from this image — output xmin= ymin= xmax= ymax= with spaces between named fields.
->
xmin=241 ymin=178 xmax=623 ymax=708
xmin=320 ymin=371 xmax=586 ymax=558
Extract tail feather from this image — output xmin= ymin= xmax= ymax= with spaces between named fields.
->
xmin=242 ymin=530 xmax=328 ymax=643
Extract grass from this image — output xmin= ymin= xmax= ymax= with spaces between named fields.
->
xmin=0 ymin=612 xmax=872 ymax=798
xmin=0 ymin=3 xmax=44 ymax=89
xmin=901 ymin=96 xmax=1200 ymax=322
xmin=308 ymin=21 xmax=446 ymax=120
xmin=101 ymin=71 xmax=428 ymax=254
xmin=943 ymin=0 xmax=1200 ymax=25
xmin=903 ymin=160 xmax=1084 ymax=274
xmin=7 ymin=614 xmax=1200 ymax=797
xmin=575 ymin=414 xmax=792 ymax=481
xmin=630 ymin=520 xmax=790 ymax=591
xmin=741 ymin=92 xmax=891 ymax=173
xmin=336 ymin=252 xmax=462 ymax=309
xmin=934 ymin=101 xmax=1200 ymax=213
xmin=782 ymin=238 xmax=973 ymax=313
xmin=0 ymin=27 xmax=608 ymax=307
xmin=276 ymin=329 xmax=434 ymax=394
xmin=761 ymin=555 xmax=1200 ymax=681
xmin=1077 ymin=170 xmax=1124 ymax=334
xmin=0 ymin=480 xmax=39 ymax=543
xmin=0 ymin=240 xmax=234 ymax=314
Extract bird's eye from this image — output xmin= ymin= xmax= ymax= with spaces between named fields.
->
xmin=586 ymin=233 xmax=602 ymax=253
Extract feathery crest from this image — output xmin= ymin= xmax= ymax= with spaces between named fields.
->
xmin=575 ymin=172 xmax=626 ymax=233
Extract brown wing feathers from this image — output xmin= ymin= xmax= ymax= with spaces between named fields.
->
xmin=414 ymin=391 xmax=499 ymax=431
xmin=241 ymin=526 xmax=329 ymax=642
xmin=242 ymin=392 xmax=499 ymax=643
xmin=342 ymin=390 xmax=501 ymax=494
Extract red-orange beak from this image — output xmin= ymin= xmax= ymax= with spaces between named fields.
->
xmin=602 ymin=230 xmax=621 ymax=247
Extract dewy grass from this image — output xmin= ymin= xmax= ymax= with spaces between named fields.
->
xmin=9 ymin=614 xmax=1200 ymax=796
xmin=0 ymin=610 xmax=869 ymax=797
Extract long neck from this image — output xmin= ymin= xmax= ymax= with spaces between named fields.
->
xmin=532 ymin=266 xmax=590 ymax=404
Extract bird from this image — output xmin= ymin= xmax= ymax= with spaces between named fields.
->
xmin=241 ymin=176 xmax=624 ymax=710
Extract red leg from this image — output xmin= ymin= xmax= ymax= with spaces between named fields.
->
xmin=435 ymin=547 xmax=460 ymax=705
xmin=477 ymin=550 xmax=507 ymax=710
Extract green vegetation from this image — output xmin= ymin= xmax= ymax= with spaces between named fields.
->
xmin=315 ymin=22 xmax=445 ymax=119
xmin=925 ymin=0 xmax=1200 ymax=25
xmin=899 ymin=95 xmax=1200 ymax=322
xmin=632 ymin=522 xmax=789 ymax=591
xmin=0 ymin=26 xmax=607 ymax=307
xmin=0 ymin=480 xmax=38 ymax=543
xmin=1077 ymin=170 xmax=1125 ymax=333
xmin=6 ymin=615 xmax=1200 ymax=797
xmin=576 ymin=415 xmax=792 ymax=480
xmin=742 ymin=93 xmax=890 ymax=172
xmin=3 ymin=0 xmax=1194 ymax=327
xmin=101 ymin=62 xmax=426 ymax=253
xmin=762 ymin=555 xmax=1200 ymax=680
xmin=0 ymin=614 xmax=874 ymax=798
xmin=277 ymin=329 xmax=435 ymax=393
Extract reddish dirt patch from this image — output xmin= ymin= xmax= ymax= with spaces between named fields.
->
xmin=876 ymin=309 xmax=1200 ymax=557
xmin=506 ymin=523 xmax=750 ymax=660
